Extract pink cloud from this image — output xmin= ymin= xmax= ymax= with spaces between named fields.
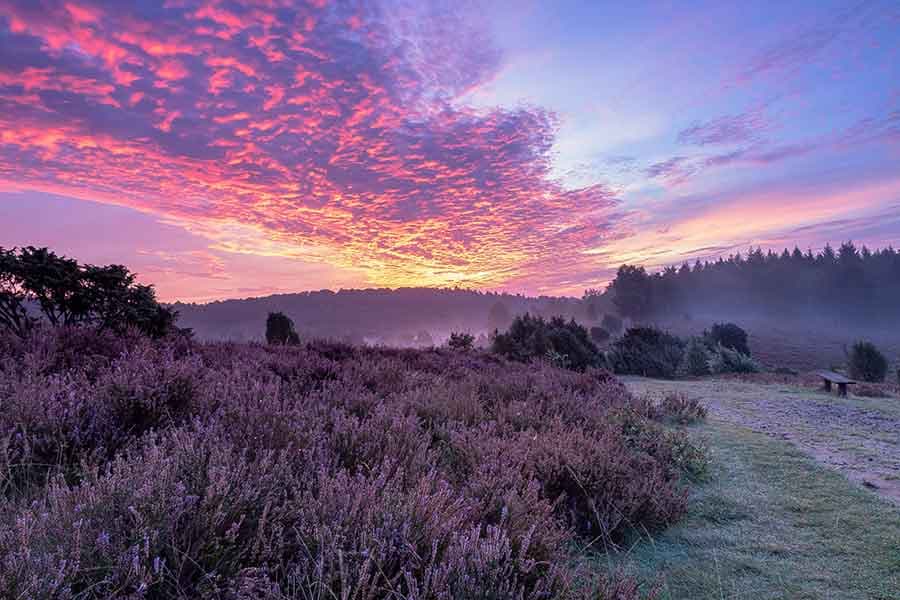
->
xmin=0 ymin=0 xmax=619 ymax=290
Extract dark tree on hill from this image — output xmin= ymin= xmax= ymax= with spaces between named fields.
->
xmin=0 ymin=248 xmax=31 ymax=337
xmin=606 ymin=243 xmax=900 ymax=324
xmin=0 ymin=246 xmax=178 ymax=338
xmin=610 ymin=265 xmax=652 ymax=321
xmin=491 ymin=313 xmax=601 ymax=371
xmin=266 ymin=312 xmax=300 ymax=345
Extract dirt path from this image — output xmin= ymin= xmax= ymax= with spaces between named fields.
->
xmin=623 ymin=377 xmax=900 ymax=504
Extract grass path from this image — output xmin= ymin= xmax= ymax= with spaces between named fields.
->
xmin=606 ymin=379 xmax=900 ymax=599
xmin=624 ymin=377 xmax=900 ymax=503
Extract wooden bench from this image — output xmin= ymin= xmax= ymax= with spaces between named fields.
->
xmin=815 ymin=370 xmax=857 ymax=397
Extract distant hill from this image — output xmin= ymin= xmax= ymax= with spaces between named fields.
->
xmin=172 ymin=287 xmax=610 ymax=343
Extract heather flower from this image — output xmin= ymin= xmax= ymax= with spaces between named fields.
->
xmin=0 ymin=328 xmax=692 ymax=599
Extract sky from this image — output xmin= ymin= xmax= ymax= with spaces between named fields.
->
xmin=0 ymin=0 xmax=898 ymax=302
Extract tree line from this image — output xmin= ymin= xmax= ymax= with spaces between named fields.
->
xmin=609 ymin=242 xmax=900 ymax=324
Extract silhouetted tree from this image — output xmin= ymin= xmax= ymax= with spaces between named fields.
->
xmin=0 ymin=246 xmax=177 ymax=338
xmin=610 ymin=265 xmax=652 ymax=321
xmin=266 ymin=312 xmax=299 ymax=345
xmin=0 ymin=248 xmax=32 ymax=337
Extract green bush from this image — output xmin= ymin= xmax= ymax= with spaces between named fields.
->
xmin=678 ymin=337 xmax=711 ymax=377
xmin=608 ymin=327 xmax=685 ymax=378
xmin=847 ymin=341 xmax=888 ymax=382
xmin=491 ymin=313 xmax=601 ymax=371
xmin=708 ymin=344 xmax=760 ymax=374
xmin=704 ymin=322 xmax=750 ymax=356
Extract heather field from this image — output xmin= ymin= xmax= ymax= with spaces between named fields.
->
xmin=0 ymin=329 xmax=705 ymax=600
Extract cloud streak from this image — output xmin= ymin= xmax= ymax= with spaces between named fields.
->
xmin=0 ymin=0 xmax=618 ymax=289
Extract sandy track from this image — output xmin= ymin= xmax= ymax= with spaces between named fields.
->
xmin=623 ymin=376 xmax=900 ymax=504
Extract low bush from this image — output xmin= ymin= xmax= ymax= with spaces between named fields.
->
xmin=847 ymin=341 xmax=888 ymax=382
xmin=0 ymin=327 xmax=689 ymax=599
xmin=708 ymin=344 xmax=761 ymax=374
xmin=447 ymin=331 xmax=475 ymax=351
xmin=658 ymin=392 xmax=708 ymax=424
xmin=678 ymin=337 xmax=711 ymax=377
xmin=608 ymin=327 xmax=685 ymax=379
xmin=704 ymin=322 xmax=750 ymax=356
xmin=491 ymin=313 xmax=602 ymax=372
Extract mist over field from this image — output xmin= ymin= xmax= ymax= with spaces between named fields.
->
xmin=172 ymin=241 xmax=900 ymax=373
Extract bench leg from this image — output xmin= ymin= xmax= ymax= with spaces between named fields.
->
xmin=823 ymin=380 xmax=832 ymax=392
xmin=838 ymin=383 xmax=847 ymax=397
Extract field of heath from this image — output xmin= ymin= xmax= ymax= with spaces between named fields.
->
xmin=0 ymin=328 xmax=706 ymax=600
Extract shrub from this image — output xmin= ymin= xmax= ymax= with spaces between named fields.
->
xmin=847 ymin=341 xmax=888 ymax=382
xmin=678 ymin=337 xmax=711 ymax=377
xmin=601 ymin=314 xmax=624 ymax=334
xmin=658 ymin=392 xmax=707 ymax=424
xmin=265 ymin=311 xmax=300 ymax=345
xmin=708 ymin=344 xmax=760 ymax=374
xmin=491 ymin=314 xmax=602 ymax=372
xmin=608 ymin=327 xmax=685 ymax=379
xmin=704 ymin=322 xmax=750 ymax=356
xmin=447 ymin=331 xmax=475 ymax=351
xmin=590 ymin=326 xmax=611 ymax=344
